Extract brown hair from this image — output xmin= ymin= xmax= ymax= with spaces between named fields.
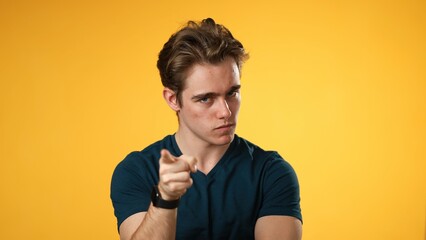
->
xmin=157 ymin=18 xmax=249 ymax=106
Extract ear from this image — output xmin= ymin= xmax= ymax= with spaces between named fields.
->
xmin=163 ymin=87 xmax=181 ymax=112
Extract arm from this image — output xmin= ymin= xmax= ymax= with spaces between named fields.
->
xmin=119 ymin=149 xmax=197 ymax=240
xmin=119 ymin=205 xmax=177 ymax=240
xmin=255 ymin=153 xmax=303 ymax=240
xmin=254 ymin=216 xmax=302 ymax=240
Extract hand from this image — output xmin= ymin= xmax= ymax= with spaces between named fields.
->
xmin=158 ymin=149 xmax=198 ymax=201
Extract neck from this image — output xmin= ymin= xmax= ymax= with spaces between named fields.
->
xmin=174 ymin=130 xmax=231 ymax=174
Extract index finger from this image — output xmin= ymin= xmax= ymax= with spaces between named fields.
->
xmin=160 ymin=149 xmax=177 ymax=164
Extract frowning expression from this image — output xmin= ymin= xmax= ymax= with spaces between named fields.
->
xmin=176 ymin=57 xmax=241 ymax=146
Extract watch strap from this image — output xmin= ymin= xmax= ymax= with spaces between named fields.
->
xmin=151 ymin=185 xmax=180 ymax=209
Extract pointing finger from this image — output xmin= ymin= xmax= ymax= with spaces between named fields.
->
xmin=160 ymin=149 xmax=176 ymax=163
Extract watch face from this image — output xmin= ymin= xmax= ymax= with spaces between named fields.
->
xmin=151 ymin=186 xmax=159 ymax=203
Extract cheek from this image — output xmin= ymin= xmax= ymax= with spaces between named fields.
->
xmin=185 ymin=105 xmax=208 ymax=119
xmin=230 ymin=100 xmax=241 ymax=113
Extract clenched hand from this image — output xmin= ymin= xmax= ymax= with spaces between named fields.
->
xmin=158 ymin=149 xmax=198 ymax=201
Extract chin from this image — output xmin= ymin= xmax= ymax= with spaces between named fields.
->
xmin=214 ymin=133 xmax=235 ymax=145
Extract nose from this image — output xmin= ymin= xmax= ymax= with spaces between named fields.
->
xmin=217 ymin=99 xmax=232 ymax=120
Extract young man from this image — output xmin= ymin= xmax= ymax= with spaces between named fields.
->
xmin=111 ymin=18 xmax=302 ymax=240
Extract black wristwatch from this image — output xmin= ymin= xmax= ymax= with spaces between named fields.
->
xmin=151 ymin=185 xmax=180 ymax=209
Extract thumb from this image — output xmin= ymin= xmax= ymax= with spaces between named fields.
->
xmin=182 ymin=155 xmax=198 ymax=173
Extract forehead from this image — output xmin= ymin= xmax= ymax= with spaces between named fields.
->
xmin=183 ymin=58 xmax=240 ymax=94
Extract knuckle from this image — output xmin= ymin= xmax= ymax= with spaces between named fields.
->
xmin=168 ymin=183 xmax=178 ymax=192
xmin=159 ymin=165 xmax=168 ymax=175
xmin=161 ymin=174 xmax=171 ymax=184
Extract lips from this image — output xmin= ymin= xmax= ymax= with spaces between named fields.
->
xmin=214 ymin=123 xmax=235 ymax=130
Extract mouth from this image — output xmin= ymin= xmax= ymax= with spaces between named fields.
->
xmin=214 ymin=123 xmax=235 ymax=130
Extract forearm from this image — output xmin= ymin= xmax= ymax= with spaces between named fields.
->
xmin=123 ymin=150 xmax=196 ymax=240
xmin=129 ymin=204 xmax=177 ymax=240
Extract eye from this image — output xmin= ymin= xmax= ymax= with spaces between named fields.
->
xmin=198 ymin=97 xmax=210 ymax=103
xmin=227 ymin=90 xmax=239 ymax=98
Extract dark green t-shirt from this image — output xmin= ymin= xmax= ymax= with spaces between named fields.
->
xmin=111 ymin=134 xmax=302 ymax=239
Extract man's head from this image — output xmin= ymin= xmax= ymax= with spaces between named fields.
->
xmin=157 ymin=18 xmax=249 ymax=106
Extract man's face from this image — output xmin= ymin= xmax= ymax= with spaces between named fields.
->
xmin=177 ymin=57 xmax=241 ymax=146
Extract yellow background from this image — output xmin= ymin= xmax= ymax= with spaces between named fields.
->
xmin=1 ymin=0 xmax=425 ymax=239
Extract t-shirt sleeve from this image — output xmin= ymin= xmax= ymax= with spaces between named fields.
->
xmin=110 ymin=153 xmax=153 ymax=230
xmin=258 ymin=153 xmax=303 ymax=223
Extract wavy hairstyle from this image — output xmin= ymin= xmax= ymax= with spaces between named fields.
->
xmin=157 ymin=18 xmax=249 ymax=106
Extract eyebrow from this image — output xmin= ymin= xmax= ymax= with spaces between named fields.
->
xmin=191 ymin=85 xmax=241 ymax=101
xmin=228 ymin=85 xmax=241 ymax=93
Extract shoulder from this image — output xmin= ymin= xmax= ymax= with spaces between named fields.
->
xmin=235 ymin=135 xmax=299 ymax=183
xmin=110 ymin=136 xmax=175 ymax=227
xmin=233 ymin=135 xmax=302 ymax=222
xmin=111 ymin=135 xmax=175 ymax=186
xmin=235 ymin=135 xmax=288 ymax=165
